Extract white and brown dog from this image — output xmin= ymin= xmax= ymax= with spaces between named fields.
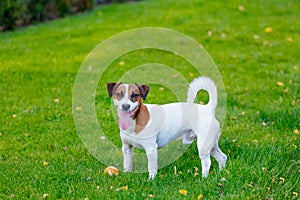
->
xmin=107 ymin=77 xmax=227 ymax=179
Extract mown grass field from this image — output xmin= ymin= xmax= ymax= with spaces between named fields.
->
xmin=0 ymin=0 xmax=299 ymax=199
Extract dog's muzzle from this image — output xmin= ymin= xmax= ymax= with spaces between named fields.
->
xmin=122 ymin=104 xmax=131 ymax=112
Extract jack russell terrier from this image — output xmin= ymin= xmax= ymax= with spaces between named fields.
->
xmin=107 ymin=76 xmax=227 ymax=179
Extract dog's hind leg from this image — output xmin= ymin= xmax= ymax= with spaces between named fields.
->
xmin=199 ymin=153 xmax=211 ymax=178
xmin=211 ymin=143 xmax=227 ymax=171
xmin=197 ymin=139 xmax=212 ymax=178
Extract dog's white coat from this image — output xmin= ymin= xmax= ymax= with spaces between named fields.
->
xmin=113 ymin=77 xmax=227 ymax=179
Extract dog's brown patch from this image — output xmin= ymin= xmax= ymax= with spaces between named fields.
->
xmin=128 ymin=84 xmax=141 ymax=103
xmin=124 ymin=84 xmax=150 ymax=133
xmin=114 ymin=85 xmax=126 ymax=101
xmin=134 ymin=103 xmax=150 ymax=133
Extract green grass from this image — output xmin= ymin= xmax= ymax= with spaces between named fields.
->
xmin=0 ymin=0 xmax=299 ymax=199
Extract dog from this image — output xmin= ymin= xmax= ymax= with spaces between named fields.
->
xmin=107 ymin=76 xmax=227 ymax=179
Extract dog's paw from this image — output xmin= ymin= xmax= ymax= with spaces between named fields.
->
xmin=148 ymin=172 xmax=157 ymax=180
xmin=123 ymin=168 xmax=132 ymax=173
xmin=202 ymin=172 xmax=209 ymax=178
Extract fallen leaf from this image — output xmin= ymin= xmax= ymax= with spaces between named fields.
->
xmin=42 ymin=194 xmax=48 ymax=199
xmin=179 ymin=189 xmax=188 ymax=195
xmin=294 ymin=129 xmax=299 ymax=135
xmin=12 ymin=114 xmax=17 ymax=118
xmin=221 ymin=33 xmax=226 ymax=39
xmin=277 ymin=82 xmax=284 ymax=87
xmin=287 ymin=37 xmax=293 ymax=42
xmin=43 ymin=161 xmax=49 ymax=166
xmin=199 ymin=101 xmax=205 ymax=105
xmin=75 ymin=106 xmax=82 ymax=111
xmin=104 ymin=166 xmax=119 ymax=176
xmin=253 ymin=34 xmax=260 ymax=40
xmin=252 ymin=139 xmax=258 ymax=144
xmin=54 ymin=99 xmax=59 ymax=103
xmin=264 ymin=27 xmax=273 ymax=33
xmin=99 ymin=136 xmax=106 ymax=140
xmin=119 ymin=61 xmax=125 ymax=66
xmin=238 ymin=5 xmax=245 ymax=11
xmin=279 ymin=177 xmax=285 ymax=183
xmin=207 ymin=30 xmax=212 ymax=36
xmin=197 ymin=194 xmax=204 ymax=200
xmin=116 ymin=186 xmax=128 ymax=191
xmin=189 ymin=72 xmax=195 ymax=78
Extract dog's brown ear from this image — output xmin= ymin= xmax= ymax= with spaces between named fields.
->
xmin=136 ymin=84 xmax=150 ymax=100
xmin=107 ymin=82 xmax=118 ymax=98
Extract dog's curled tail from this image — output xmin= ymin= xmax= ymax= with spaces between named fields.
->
xmin=187 ymin=76 xmax=217 ymax=109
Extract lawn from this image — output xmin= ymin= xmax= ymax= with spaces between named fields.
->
xmin=0 ymin=0 xmax=299 ymax=199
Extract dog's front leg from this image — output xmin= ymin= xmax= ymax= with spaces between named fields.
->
xmin=145 ymin=145 xmax=158 ymax=179
xmin=122 ymin=141 xmax=133 ymax=172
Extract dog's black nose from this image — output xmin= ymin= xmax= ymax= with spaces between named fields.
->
xmin=122 ymin=104 xmax=130 ymax=111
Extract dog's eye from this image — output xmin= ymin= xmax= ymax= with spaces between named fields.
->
xmin=131 ymin=93 xmax=139 ymax=98
xmin=116 ymin=92 xmax=124 ymax=98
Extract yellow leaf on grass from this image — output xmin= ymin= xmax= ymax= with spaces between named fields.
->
xmin=294 ymin=129 xmax=299 ymax=135
xmin=116 ymin=186 xmax=128 ymax=191
xmin=238 ymin=5 xmax=245 ymax=11
xmin=189 ymin=72 xmax=195 ymax=78
xmin=197 ymin=194 xmax=204 ymax=200
xmin=264 ymin=27 xmax=273 ymax=33
xmin=279 ymin=177 xmax=285 ymax=183
xmin=277 ymin=82 xmax=284 ymax=87
xmin=179 ymin=189 xmax=188 ymax=195
xmin=287 ymin=37 xmax=293 ymax=42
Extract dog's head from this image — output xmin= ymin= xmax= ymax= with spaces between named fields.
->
xmin=107 ymin=82 xmax=150 ymax=113
xmin=107 ymin=82 xmax=150 ymax=131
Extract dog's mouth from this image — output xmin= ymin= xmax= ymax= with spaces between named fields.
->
xmin=118 ymin=107 xmax=138 ymax=130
